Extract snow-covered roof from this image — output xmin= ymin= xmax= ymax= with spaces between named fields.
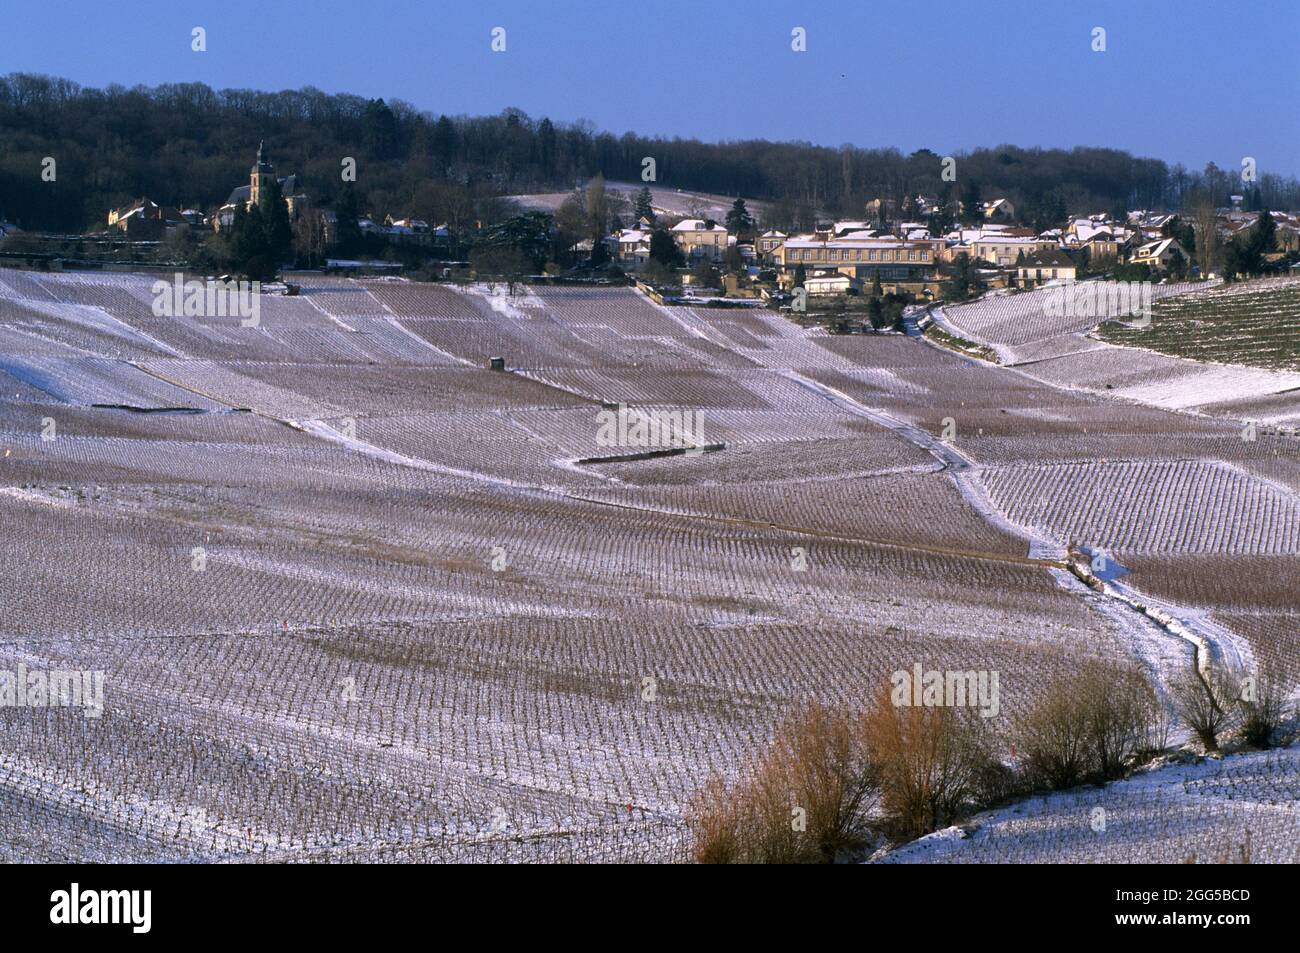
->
xmin=782 ymin=237 xmax=929 ymax=250
xmin=672 ymin=219 xmax=726 ymax=233
xmin=1133 ymin=237 xmax=1180 ymax=258
xmin=970 ymin=234 xmax=1045 ymax=245
xmin=1070 ymin=221 xmax=1115 ymax=243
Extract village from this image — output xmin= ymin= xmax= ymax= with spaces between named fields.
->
xmin=4 ymin=142 xmax=1296 ymax=330
xmin=601 ymin=191 xmax=1300 ymax=307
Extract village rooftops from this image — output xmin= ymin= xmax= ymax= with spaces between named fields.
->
xmin=107 ymin=197 xmax=185 ymax=226
xmin=966 ymin=232 xmax=1046 ymax=244
xmin=610 ymin=227 xmax=653 ymax=242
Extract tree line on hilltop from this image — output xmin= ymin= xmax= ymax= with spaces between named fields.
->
xmin=3 ymin=73 xmax=1298 ymax=238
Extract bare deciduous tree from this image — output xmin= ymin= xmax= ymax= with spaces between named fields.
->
xmin=1188 ymin=190 xmax=1219 ymax=277
xmin=1239 ymin=665 xmax=1289 ymax=749
xmin=1171 ymin=660 xmax=1242 ymax=752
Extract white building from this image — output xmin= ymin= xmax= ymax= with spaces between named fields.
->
xmin=671 ymin=219 xmax=729 ymax=262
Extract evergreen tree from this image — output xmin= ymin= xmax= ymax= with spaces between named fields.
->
xmin=260 ymin=177 xmax=292 ymax=266
xmin=229 ymin=203 xmax=259 ymax=264
xmin=1252 ymin=208 xmax=1277 ymax=254
xmin=430 ymin=115 xmax=457 ymax=176
xmin=942 ymin=252 xmax=984 ymax=301
xmin=1224 ymin=234 xmax=1262 ymax=279
xmin=649 ymin=228 xmax=682 ymax=267
xmin=725 ymin=197 xmax=754 ymax=236
xmin=473 ymin=211 xmax=552 ymax=269
xmin=537 ymin=118 xmax=557 ymax=177
xmin=634 ymin=187 xmax=655 ymax=224
xmin=867 ymin=294 xmax=885 ymax=331
xmin=333 ymin=184 xmax=362 ymax=255
xmin=1165 ymin=246 xmax=1188 ymax=280
xmin=230 ymin=202 xmax=276 ymax=280
xmin=961 ymin=180 xmax=983 ymax=225
xmin=363 ymin=98 xmax=400 ymax=160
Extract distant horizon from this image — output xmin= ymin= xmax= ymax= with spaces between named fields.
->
xmin=3 ymin=70 xmax=1291 ymax=200
xmin=1 ymin=0 xmax=1296 ymax=177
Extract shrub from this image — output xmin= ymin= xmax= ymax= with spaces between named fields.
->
xmin=1016 ymin=660 xmax=1161 ymax=789
xmin=863 ymin=685 xmax=997 ymax=841
xmin=1239 ymin=666 xmax=1288 ymax=749
xmin=1171 ymin=660 xmax=1242 ymax=752
xmin=688 ymin=701 xmax=878 ymax=864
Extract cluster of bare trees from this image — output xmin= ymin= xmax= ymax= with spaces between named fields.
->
xmin=688 ymin=691 xmax=1001 ymax=863
xmin=690 ymin=659 xmax=1292 ymax=863
xmin=1016 ymin=661 xmax=1167 ymax=790
xmin=1171 ymin=661 xmax=1289 ymax=753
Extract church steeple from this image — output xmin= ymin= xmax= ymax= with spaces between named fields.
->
xmin=249 ymin=141 xmax=275 ymax=208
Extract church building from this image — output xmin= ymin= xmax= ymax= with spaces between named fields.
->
xmin=214 ymin=142 xmax=309 ymax=231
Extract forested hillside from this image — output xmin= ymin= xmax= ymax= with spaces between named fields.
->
xmin=1 ymin=72 xmax=1297 ymax=232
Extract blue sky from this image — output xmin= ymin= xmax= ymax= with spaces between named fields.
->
xmin=2 ymin=0 xmax=1296 ymax=174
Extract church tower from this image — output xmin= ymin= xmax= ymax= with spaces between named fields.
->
xmin=249 ymin=141 xmax=275 ymax=208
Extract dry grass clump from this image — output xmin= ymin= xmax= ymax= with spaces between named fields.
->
xmin=690 ymin=663 xmax=1189 ymax=862
xmin=1171 ymin=658 xmax=1291 ymax=752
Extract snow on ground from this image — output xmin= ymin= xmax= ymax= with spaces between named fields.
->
xmin=506 ymin=181 xmax=768 ymax=221
xmin=0 ymin=269 xmax=1294 ymax=863
xmin=873 ymin=744 xmax=1300 ymax=864
xmin=937 ymin=279 xmax=1300 ymax=416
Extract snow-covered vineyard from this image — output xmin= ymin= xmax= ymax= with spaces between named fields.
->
xmin=0 ymin=270 xmax=1295 ymax=862
xmin=938 ymin=278 xmax=1300 ymax=420
xmin=873 ymin=746 xmax=1300 ymax=864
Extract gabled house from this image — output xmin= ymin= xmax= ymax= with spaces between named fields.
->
xmin=1129 ymin=237 xmax=1189 ymax=274
xmin=982 ymin=198 xmax=1016 ymax=222
xmin=1015 ymin=248 xmax=1077 ymax=287
xmin=107 ymin=198 xmax=187 ymax=239
xmin=671 ymin=219 xmax=729 ymax=262
xmin=607 ymin=227 xmax=653 ymax=266
xmin=756 ymin=229 xmax=787 ymax=259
